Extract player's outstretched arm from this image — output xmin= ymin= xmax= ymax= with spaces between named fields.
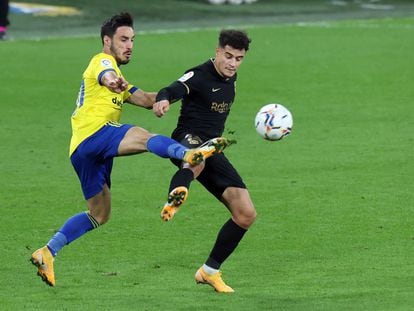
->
xmin=153 ymin=80 xmax=187 ymax=118
xmin=126 ymin=89 xmax=156 ymax=109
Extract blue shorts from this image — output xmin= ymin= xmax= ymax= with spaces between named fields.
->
xmin=70 ymin=123 xmax=134 ymax=200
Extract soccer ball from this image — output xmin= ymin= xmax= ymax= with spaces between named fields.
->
xmin=254 ymin=103 xmax=293 ymax=141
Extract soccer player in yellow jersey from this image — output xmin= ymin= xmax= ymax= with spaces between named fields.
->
xmin=30 ymin=12 xmax=230 ymax=287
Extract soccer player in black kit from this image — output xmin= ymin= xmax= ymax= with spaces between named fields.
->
xmin=153 ymin=29 xmax=256 ymax=293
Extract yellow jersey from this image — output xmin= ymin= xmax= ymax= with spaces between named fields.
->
xmin=70 ymin=53 xmax=135 ymax=156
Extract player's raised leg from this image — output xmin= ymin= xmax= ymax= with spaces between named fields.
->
xmin=122 ymin=127 xmax=230 ymax=166
xmin=182 ymin=137 xmax=231 ymax=165
xmin=160 ymin=186 xmax=189 ymax=221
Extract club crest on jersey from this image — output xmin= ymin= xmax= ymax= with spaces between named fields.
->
xmin=184 ymin=134 xmax=202 ymax=146
xmin=101 ymin=59 xmax=113 ymax=68
xmin=178 ymin=71 xmax=194 ymax=82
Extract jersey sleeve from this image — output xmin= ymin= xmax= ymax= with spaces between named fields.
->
xmin=93 ymin=56 xmax=117 ymax=85
xmin=178 ymin=69 xmax=204 ymax=93
xmin=123 ymin=84 xmax=139 ymax=101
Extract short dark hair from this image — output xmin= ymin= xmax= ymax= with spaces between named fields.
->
xmin=100 ymin=12 xmax=134 ymax=44
xmin=218 ymin=29 xmax=251 ymax=51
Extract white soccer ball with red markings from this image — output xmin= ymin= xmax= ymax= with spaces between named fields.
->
xmin=255 ymin=104 xmax=293 ymax=141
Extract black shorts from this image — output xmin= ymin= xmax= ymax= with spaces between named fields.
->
xmin=171 ymin=132 xmax=247 ymax=199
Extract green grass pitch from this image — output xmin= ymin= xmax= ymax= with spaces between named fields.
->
xmin=1 ymin=17 xmax=414 ymax=310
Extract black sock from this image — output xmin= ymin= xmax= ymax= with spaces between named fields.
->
xmin=205 ymin=219 xmax=247 ymax=269
xmin=169 ymin=168 xmax=194 ymax=192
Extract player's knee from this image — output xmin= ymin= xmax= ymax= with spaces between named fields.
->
xmin=91 ymin=213 xmax=111 ymax=225
xmin=98 ymin=214 xmax=111 ymax=225
xmin=119 ymin=127 xmax=150 ymax=154
xmin=88 ymin=205 xmax=111 ymax=225
xmin=245 ymin=208 xmax=257 ymax=227
xmin=250 ymin=208 xmax=257 ymax=223
xmin=234 ymin=207 xmax=256 ymax=229
xmin=184 ymin=162 xmax=205 ymax=178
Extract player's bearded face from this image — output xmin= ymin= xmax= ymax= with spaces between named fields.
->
xmin=214 ymin=45 xmax=246 ymax=78
xmin=109 ymin=26 xmax=134 ymax=65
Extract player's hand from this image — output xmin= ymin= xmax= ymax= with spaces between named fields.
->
xmin=103 ymin=73 xmax=129 ymax=93
xmin=117 ymin=76 xmax=129 ymax=92
xmin=153 ymin=100 xmax=170 ymax=117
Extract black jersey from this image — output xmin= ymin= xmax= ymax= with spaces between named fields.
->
xmin=174 ymin=59 xmax=236 ymax=139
